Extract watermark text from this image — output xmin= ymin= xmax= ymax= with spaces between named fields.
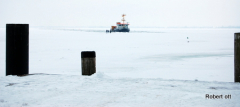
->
xmin=205 ymin=94 xmax=231 ymax=99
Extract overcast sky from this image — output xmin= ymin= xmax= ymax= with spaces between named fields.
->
xmin=0 ymin=0 xmax=240 ymax=27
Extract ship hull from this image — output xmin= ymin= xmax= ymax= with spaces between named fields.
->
xmin=111 ymin=28 xmax=130 ymax=32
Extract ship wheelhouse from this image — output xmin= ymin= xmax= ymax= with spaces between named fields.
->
xmin=116 ymin=22 xmax=129 ymax=30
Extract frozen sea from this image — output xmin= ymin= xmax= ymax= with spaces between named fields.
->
xmin=0 ymin=27 xmax=239 ymax=82
xmin=1 ymin=27 xmax=240 ymax=107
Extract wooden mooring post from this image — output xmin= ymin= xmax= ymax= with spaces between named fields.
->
xmin=81 ymin=51 xmax=96 ymax=76
xmin=6 ymin=24 xmax=29 ymax=76
xmin=235 ymin=33 xmax=240 ymax=82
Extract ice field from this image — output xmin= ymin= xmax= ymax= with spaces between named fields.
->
xmin=0 ymin=27 xmax=240 ymax=106
xmin=0 ymin=27 xmax=238 ymax=81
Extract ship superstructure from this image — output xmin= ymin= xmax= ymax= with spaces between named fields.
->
xmin=110 ymin=14 xmax=130 ymax=32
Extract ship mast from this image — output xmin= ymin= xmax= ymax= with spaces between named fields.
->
xmin=122 ymin=14 xmax=126 ymax=24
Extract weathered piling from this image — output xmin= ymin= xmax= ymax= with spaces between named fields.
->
xmin=235 ymin=33 xmax=240 ymax=82
xmin=81 ymin=51 xmax=96 ymax=75
xmin=6 ymin=24 xmax=29 ymax=76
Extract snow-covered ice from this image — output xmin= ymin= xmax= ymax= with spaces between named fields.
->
xmin=0 ymin=72 xmax=240 ymax=106
xmin=0 ymin=27 xmax=240 ymax=106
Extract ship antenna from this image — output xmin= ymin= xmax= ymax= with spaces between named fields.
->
xmin=122 ymin=14 xmax=126 ymax=24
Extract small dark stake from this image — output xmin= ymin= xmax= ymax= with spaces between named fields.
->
xmin=235 ymin=33 xmax=240 ymax=82
xmin=81 ymin=51 xmax=96 ymax=76
xmin=6 ymin=24 xmax=29 ymax=76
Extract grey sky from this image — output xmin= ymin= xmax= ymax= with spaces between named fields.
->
xmin=0 ymin=0 xmax=240 ymax=27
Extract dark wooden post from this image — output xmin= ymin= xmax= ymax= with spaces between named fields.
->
xmin=81 ymin=51 xmax=96 ymax=75
xmin=235 ymin=33 xmax=240 ymax=82
xmin=6 ymin=24 xmax=29 ymax=76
